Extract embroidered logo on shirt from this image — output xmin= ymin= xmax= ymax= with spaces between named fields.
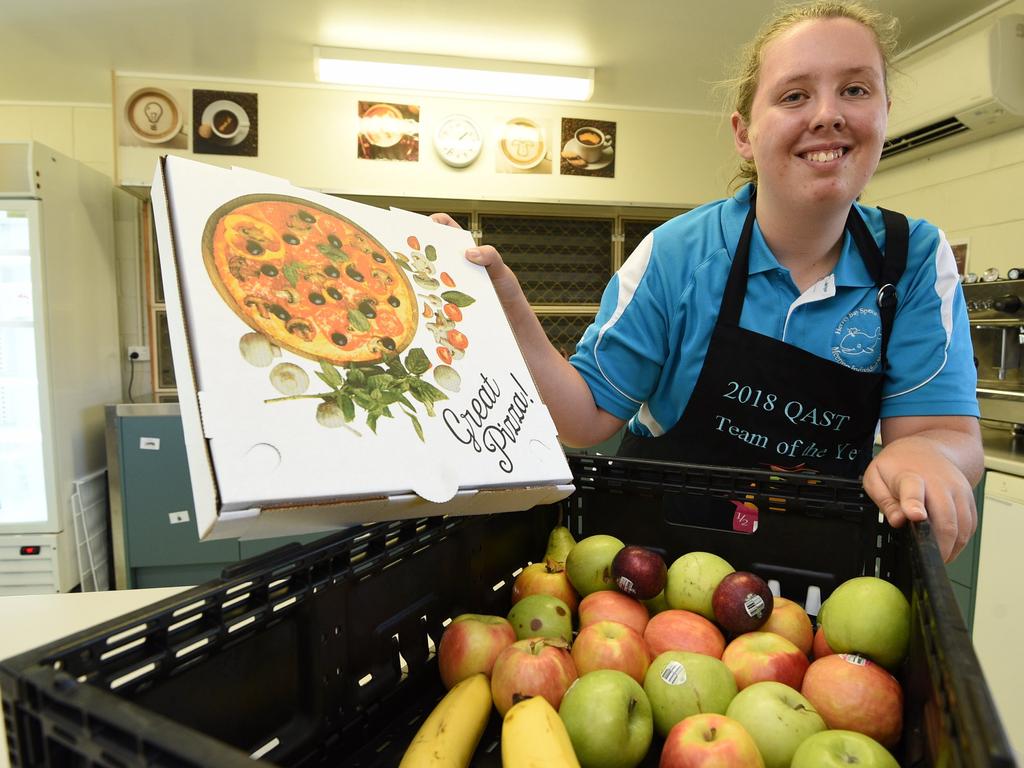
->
xmin=832 ymin=307 xmax=881 ymax=372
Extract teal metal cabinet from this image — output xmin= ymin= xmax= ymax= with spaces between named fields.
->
xmin=106 ymin=404 xmax=325 ymax=588
xmin=107 ymin=404 xmax=238 ymax=587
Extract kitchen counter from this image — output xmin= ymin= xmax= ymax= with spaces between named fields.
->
xmin=980 ymin=423 xmax=1024 ymax=475
xmin=0 ymin=587 xmax=189 ymax=768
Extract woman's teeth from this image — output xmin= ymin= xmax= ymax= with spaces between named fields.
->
xmin=804 ymin=148 xmax=845 ymax=162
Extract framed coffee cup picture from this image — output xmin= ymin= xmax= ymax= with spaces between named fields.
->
xmin=192 ymin=89 xmax=258 ymax=157
xmin=560 ymin=117 xmax=616 ymax=178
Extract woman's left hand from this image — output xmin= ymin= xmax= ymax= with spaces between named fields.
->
xmin=863 ymin=416 xmax=983 ymax=562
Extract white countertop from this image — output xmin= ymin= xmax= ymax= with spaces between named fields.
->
xmin=980 ymin=424 xmax=1024 ymax=476
xmin=0 ymin=587 xmax=189 ymax=768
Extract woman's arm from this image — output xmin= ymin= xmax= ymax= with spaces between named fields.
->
xmin=864 ymin=415 xmax=983 ymax=562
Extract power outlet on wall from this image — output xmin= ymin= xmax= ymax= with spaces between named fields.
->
xmin=127 ymin=345 xmax=150 ymax=362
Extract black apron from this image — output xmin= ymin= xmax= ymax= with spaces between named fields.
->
xmin=619 ymin=196 xmax=908 ymax=526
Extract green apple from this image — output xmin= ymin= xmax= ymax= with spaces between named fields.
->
xmin=507 ymin=593 xmax=572 ymax=643
xmin=820 ymin=577 xmax=910 ymax=670
xmin=790 ymin=729 xmax=899 ymax=768
xmin=559 ymin=669 xmax=653 ymax=768
xmin=725 ymin=681 xmax=826 ymax=768
xmin=565 ymin=534 xmax=625 ymax=597
xmin=643 ymin=651 xmax=738 ymax=737
xmin=665 ymin=551 xmax=734 ymax=620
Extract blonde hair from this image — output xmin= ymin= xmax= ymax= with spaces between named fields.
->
xmin=724 ymin=1 xmax=899 ymax=187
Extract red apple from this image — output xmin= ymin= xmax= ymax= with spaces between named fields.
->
xmin=511 ymin=562 xmax=580 ymax=614
xmin=713 ymin=571 xmax=774 ymax=636
xmin=660 ymin=713 xmax=765 ymax=768
xmin=579 ymin=590 xmax=650 ymax=636
xmin=812 ymin=626 xmax=835 ymax=659
xmin=760 ymin=597 xmax=814 ymax=656
xmin=572 ymin=620 xmax=651 ymax=684
xmin=437 ymin=613 xmax=517 ymax=689
xmin=644 ymin=609 xmax=726 ymax=659
xmin=490 ymin=637 xmax=578 ymax=716
xmin=612 ymin=545 xmax=668 ymax=600
xmin=800 ymin=653 xmax=903 ymax=748
xmin=721 ymin=631 xmax=810 ymax=690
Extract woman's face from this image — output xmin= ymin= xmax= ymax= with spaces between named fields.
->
xmin=732 ymin=17 xmax=890 ymax=211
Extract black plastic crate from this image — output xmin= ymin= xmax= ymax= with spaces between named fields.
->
xmin=1 ymin=454 xmax=1016 ymax=767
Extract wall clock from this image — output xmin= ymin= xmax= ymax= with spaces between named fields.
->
xmin=434 ymin=114 xmax=483 ymax=168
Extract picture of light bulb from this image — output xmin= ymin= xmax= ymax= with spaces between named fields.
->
xmin=143 ymin=100 xmax=164 ymax=130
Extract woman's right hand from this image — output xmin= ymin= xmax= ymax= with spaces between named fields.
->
xmin=429 ymin=213 xmax=524 ymax=310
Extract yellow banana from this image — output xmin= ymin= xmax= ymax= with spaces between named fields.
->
xmin=501 ymin=695 xmax=580 ymax=768
xmin=399 ymin=673 xmax=492 ymax=767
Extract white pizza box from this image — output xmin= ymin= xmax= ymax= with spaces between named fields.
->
xmin=150 ymin=156 xmax=573 ymax=541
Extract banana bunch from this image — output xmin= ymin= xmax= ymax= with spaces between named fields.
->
xmin=398 ymin=673 xmax=492 ymax=767
xmin=501 ymin=695 xmax=580 ymax=768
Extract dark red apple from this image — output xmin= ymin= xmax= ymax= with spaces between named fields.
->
xmin=712 ymin=571 xmax=774 ymax=635
xmin=611 ymin=545 xmax=667 ymax=600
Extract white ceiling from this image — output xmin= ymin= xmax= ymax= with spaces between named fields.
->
xmin=0 ymin=0 xmax=1010 ymax=111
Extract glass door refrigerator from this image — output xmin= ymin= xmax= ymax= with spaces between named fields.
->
xmin=0 ymin=142 xmax=121 ymax=594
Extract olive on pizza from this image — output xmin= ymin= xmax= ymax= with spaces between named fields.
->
xmin=202 ymin=195 xmax=418 ymax=364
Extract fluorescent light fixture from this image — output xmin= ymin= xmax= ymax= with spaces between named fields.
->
xmin=315 ymin=46 xmax=594 ymax=101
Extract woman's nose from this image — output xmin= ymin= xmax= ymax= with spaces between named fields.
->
xmin=813 ymin=100 xmax=846 ymax=131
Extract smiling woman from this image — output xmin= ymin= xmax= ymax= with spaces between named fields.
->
xmin=429 ymin=0 xmax=983 ymax=564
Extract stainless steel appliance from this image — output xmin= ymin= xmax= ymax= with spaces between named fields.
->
xmin=964 ymin=277 xmax=1024 ymax=429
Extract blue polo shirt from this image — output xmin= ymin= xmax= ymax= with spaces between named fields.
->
xmin=570 ymin=184 xmax=979 ymax=437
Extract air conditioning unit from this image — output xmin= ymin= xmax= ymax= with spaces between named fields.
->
xmin=879 ymin=13 xmax=1024 ymax=168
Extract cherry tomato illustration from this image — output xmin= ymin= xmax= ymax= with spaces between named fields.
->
xmin=407 ymin=235 xmax=420 ymax=250
xmin=440 ymin=271 xmax=456 ymax=287
xmin=443 ymin=303 xmax=463 ymax=321
xmin=447 ymin=329 xmax=469 ymax=350
xmin=437 ymin=346 xmax=453 ymax=365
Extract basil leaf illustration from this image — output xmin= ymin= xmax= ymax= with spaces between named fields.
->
xmin=410 ymin=413 xmax=424 ymax=442
xmin=318 ymin=361 xmax=344 ymax=389
xmin=405 ymin=347 xmax=431 ymax=375
xmin=367 ymin=373 xmax=395 ymax=391
xmin=317 ymin=243 xmax=348 ymax=262
xmin=282 ymin=261 xmax=303 ymax=288
xmin=347 ymin=368 xmax=367 ymax=387
xmin=348 ymin=309 xmax=371 ymax=333
xmin=410 ymin=378 xmax=448 ymax=405
xmin=424 ymin=244 xmax=438 ymax=261
xmin=338 ymin=394 xmax=355 ymax=422
xmin=441 ymin=290 xmax=476 ymax=307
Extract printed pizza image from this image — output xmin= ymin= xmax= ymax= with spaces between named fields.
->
xmin=202 ymin=195 xmax=418 ymax=363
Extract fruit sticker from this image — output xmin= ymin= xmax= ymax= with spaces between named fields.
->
xmin=659 ymin=660 xmax=688 ymax=686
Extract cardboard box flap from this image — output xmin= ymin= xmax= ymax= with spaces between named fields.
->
xmin=202 ymin=483 xmax=576 ymax=541
xmin=151 ymin=155 xmax=573 ymax=540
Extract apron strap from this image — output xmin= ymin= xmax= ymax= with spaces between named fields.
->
xmin=845 ymin=206 xmax=909 ymax=372
xmin=718 ymin=193 xmax=758 ymax=326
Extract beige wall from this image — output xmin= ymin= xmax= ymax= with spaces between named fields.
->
xmin=865 ymin=0 xmax=1024 ymax=276
xmin=113 ymin=75 xmax=736 ymax=208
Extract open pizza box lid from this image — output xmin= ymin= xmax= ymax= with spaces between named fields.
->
xmin=150 ymin=156 xmax=573 ymax=541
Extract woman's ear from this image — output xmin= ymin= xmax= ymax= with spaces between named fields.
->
xmin=731 ymin=112 xmax=754 ymax=160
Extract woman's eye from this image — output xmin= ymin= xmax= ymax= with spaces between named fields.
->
xmin=781 ymin=92 xmax=805 ymax=103
xmin=844 ymin=85 xmax=868 ymax=97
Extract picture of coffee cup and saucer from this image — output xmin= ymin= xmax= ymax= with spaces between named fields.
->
xmin=561 ymin=125 xmax=614 ymax=171
xmin=198 ymin=100 xmax=250 ymax=147
xmin=193 ymin=89 xmax=258 ymax=157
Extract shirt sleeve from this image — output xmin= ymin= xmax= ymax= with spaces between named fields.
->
xmin=880 ymin=222 xmax=979 ymax=418
xmin=569 ymin=232 xmax=674 ymax=420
